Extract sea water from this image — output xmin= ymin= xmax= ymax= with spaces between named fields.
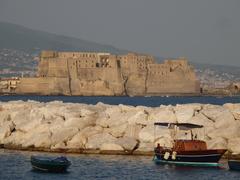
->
xmin=0 ymin=150 xmax=239 ymax=180
xmin=0 ymin=96 xmax=240 ymax=179
xmin=0 ymin=95 xmax=240 ymax=106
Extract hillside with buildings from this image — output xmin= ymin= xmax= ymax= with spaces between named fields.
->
xmin=1 ymin=48 xmax=239 ymax=93
xmin=0 ymin=22 xmax=239 ymax=95
xmin=0 ymin=51 xmax=200 ymax=96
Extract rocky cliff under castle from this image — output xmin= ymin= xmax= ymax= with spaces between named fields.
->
xmin=14 ymin=51 xmax=200 ymax=96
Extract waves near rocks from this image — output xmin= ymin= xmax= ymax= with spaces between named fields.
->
xmin=0 ymin=100 xmax=240 ymax=155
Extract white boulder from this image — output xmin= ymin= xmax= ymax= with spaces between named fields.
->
xmin=124 ymin=124 xmax=143 ymax=139
xmin=86 ymin=133 xmax=117 ymax=149
xmin=224 ymin=103 xmax=240 ymax=120
xmin=104 ymin=123 xmax=127 ymax=138
xmin=148 ymin=106 xmax=177 ymax=123
xmin=100 ymin=143 xmax=124 ymax=151
xmin=228 ymin=137 xmax=240 ymax=154
xmin=0 ymin=121 xmax=15 ymax=142
xmin=115 ymin=137 xmax=139 ymax=151
xmin=206 ymin=137 xmax=227 ymax=149
xmin=174 ymin=104 xmax=196 ymax=123
xmin=51 ymin=127 xmax=79 ymax=146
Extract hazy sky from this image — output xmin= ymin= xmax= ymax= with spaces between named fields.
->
xmin=0 ymin=0 xmax=240 ymax=66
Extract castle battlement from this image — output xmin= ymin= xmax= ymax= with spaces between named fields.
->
xmin=16 ymin=51 xmax=200 ymax=96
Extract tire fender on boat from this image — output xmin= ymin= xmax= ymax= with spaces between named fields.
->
xmin=164 ymin=152 xmax=170 ymax=160
xmin=172 ymin=151 xmax=177 ymax=160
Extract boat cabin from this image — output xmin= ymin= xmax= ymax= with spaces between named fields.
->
xmin=154 ymin=122 xmax=206 ymax=151
xmin=173 ymin=140 xmax=207 ymax=151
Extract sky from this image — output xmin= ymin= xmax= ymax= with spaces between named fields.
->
xmin=0 ymin=0 xmax=240 ymax=66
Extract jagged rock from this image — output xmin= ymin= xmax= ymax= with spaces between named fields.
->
xmin=66 ymin=132 xmax=87 ymax=149
xmin=201 ymin=105 xmax=226 ymax=120
xmin=0 ymin=121 xmax=15 ymax=142
xmin=51 ymin=142 xmax=68 ymax=150
xmin=2 ymin=131 xmax=26 ymax=146
xmin=104 ymin=123 xmax=127 ymax=138
xmin=100 ymin=143 xmax=124 ymax=151
xmin=206 ymin=137 xmax=227 ymax=149
xmin=80 ymin=108 xmax=96 ymax=117
xmin=20 ymin=123 xmax=52 ymax=148
xmin=138 ymin=125 xmax=155 ymax=143
xmin=51 ymin=127 xmax=79 ymax=146
xmin=148 ymin=106 xmax=177 ymax=123
xmin=127 ymin=110 xmax=148 ymax=125
xmin=0 ymin=101 xmax=240 ymax=155
xmin=207 ymin=122 xmax=240 ymax=140
xmin=204 ymin=126 xmax=216 ymax=135
xmin=124 ymin=124 xmax=143 ymax=139
xmin=11 ymin=109 xmax=31 ymax=132
xmin=66 ymin=126 xmax=103 ymax=149
xmin=96 ymin=113 xmax=109 ymax=128
xmin=0 ymin=111 xmax=11 ymax=126
xmin=138 ymin=125 xmax=172 ymax=143
xmin=22 ymin=132 xmax=52 ymax=148
xmin=80 ymin=126 xmax=103 ymax=138
xmin=174 ymin=104 xmax=195 ymax=123
xmin=136 ymin=142 xmax=154 ymax=152
xmin=224 ymin=103 xmax=240 ymax=120
xmin=188 ymin=112 xmax=214 ymax=126
xmin=64 ymin=116 xmax=96 ymax=130
xmin=202 ymin=104 xmax=235 ymax=129
xmin=86 ymin=133 xmax=117 ymax=149
xmin=115 ymin=137 xmax=138 ymax=151
xmin=96 ymin=106 xmax=129 ymax=128
xmin=15 ymin=108 xmax=45 ymax=133
xmin=119 ymin=104 xmax=136 ymax=112
xmin=228 ymin=137 xmax=240 ymax=154
xmin=67 ymin=126 xmax=104 ymax=149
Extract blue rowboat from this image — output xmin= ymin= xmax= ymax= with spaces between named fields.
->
xmin=31 ymin=156 xmax=71 ymax=172
xmin=228 ymin=160 xmax=240 ymax=171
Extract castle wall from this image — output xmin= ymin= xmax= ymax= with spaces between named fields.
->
xmin=118 ymin=53 xmax=155 ymax=77
xmin=16 ymin=51 xmax=200 ymax=96
xmin=69 ymin=54 xmax=124 ymax=95
xmin=146 ymin=60 xmax=200 ymax=94
xmin=16 ymin=77 xmax=70 ymax=95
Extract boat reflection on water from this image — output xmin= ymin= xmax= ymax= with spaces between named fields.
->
xmin=153 ymin=123 xmax=227 ymax=167
xmin=228 ymin=160 xmax=240 ymax=171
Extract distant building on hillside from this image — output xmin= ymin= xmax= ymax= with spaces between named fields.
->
xmin=6 ymin=51 xmax=200 ymax=96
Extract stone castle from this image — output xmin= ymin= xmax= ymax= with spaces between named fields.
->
xmin=14 ymin=51 xmax=200 ymax=96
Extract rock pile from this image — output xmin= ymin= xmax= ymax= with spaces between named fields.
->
xmin=0 ymin=101 xmax=240 ymax=155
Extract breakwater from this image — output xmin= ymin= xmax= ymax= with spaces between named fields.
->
xmin=0 ymin=101 xmax=240 ymax=155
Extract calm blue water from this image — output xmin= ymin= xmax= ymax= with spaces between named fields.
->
xmin=1 ymin=96 xmax=240 ymax=179
xmin=0 ymin=95 xmax=240 ymax=106
xmin=0 ymin=150 xmax=239 ymax=180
